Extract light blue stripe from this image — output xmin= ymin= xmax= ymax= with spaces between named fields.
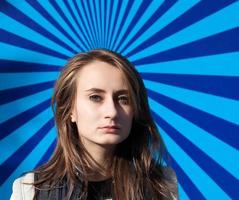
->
xmin=178 ymin=184 xmax=190 ymax=200
xmin=100 ymin=0 xmax=105 ymax=47
xmin=55 ymin=0 xmax=89 ymax=51
xmin=136 ymin=52 xmax=239 ymax=76
xmin=106 ymin=0 xmax=119 ymax=48
xmin=0 ymin=72 xmax=59 ymax=90
xmin=123 ymin=0 xmax=200 ymax=55
xmin=130 ymin=1 xmax=239 ymax=61
xmin=155 ymin=123 xmax=231 ymax=199
xmin=37 ymin=1 xmax=82 ymax=48
xmin=144 ymin=80 xmax=239 ymax=125
xmin=109 ymin=0 xmax=128 ymax=49
xmin=148 ymin=97 xmax=239 ymax=180
xmin=117 ymin=0 xmax=163 ymax=52
xmin=95 ymin=0 xmax=102 ymax=46
xmin=0 ymin=12 xmax=74 ymax=57
xmin=6 ymin=0 xmax=80 ymax=52
xmin=105 ymin=0 xmax=111 ymax=47
xmin=68 ymin=0 xmax=94 ymax=49
xmin=112 ymin=0 xmax=142 ymax=50
xmin=0 ymin=88 xmax=53 ymax=123
xmin=2 ymin=126 xmax=56 ymax=200
xmin=0 ymin=107 xmax=53 ymax=165
xmin=81 ymin=0 xmax=98 ymax=47
xmin=89 ymin=0 xmax=100 ymax=47
xmin=0 ymin=42 xmax=66 ymax=65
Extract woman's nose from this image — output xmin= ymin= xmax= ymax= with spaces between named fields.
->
xmin=104 ymin=98 xmax=118 ymax=119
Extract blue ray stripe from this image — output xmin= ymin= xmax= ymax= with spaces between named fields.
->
xmin=151 ymin=110 xmax=239 ymax=198
xmin=0 ymin=81 xmax=54 ymax=105
xmin=136 ymin=52 xmax=239 ymax=76
xmin=37 ymin=0 xmax=83 ymax=49
xmin=6 ymin=0 xmax=80 ymax=53
xmin=100 ymin=0 xmax=105 ymax=47
xmin=0 ymin=118 xmax=54 ymax=185
xmin=0 ymin=60 xmax=61 ymax=73
xmin=134 ymin=27 xmax=239 ymax=64
xmin=153 ymin=121 xmax=231 ymax=199
xmin=0 ymin=43 xmax=66 ymax=65
xmin=122 ymin=0 xmax=200 ymax=56
xmin=108 ymin=0 xmax=129 ymax=49
xmin=0 ymin=12 xmax=74 ymax=57
xmin=36 ymin=138 xmax=56 ymax=168
xmin=69 ymin=0 xmax=94 ymax=49
xmin=142 ymin=73 xmax=239 ymax=100
xmin=106 ymin=0 xmax=119 ymax=48
xmin=116 ymin=0 xmax=163 ymax=52
xmin=54 ymin=0 xmax=89 ymax=51
xmin=126 ymin=0 xmax=236 ymax=57
xmin=147 ymin=88 xmax=239 ymax=150
xmin=178 ymin=184 xmax=190 ymax=200
xmin=148 ymin=96 xmax=239 ymax=180
xmin=0 ymin=88 xmax=53 ymax=124
xmin=0 ymin=98 xmax=51 ymax=140
xmin=111 ymin=0 xmax=140 ymax=50
xmin=129 ymin=1 xmax=239 ymax=61
xmin=89 ymin=0 xmax=100 ymax=47
xmin=0 ymin=72 xmax=58 ymax=90
xmin=0 ymin=29 xmax=68 ymax=60
xmin=1 ymin=126 xmax=55 ymax=200
xmin=143 ymin=80 xmax=239 ymax=125
xmin=105 ymin=0 xmax=112 ymax=47
xmin=94 ymin=0 xmax=102 ymax=46
xmin=0 ymin=106 xmax=52 ymax=165
xmin=81 ymin=0 xmax=98 ymax=47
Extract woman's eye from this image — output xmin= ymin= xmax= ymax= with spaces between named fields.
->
xmin=118 ymin=96 xmax=129 ymax=105
xmin=89 ymin=95 xmax=102 ymax=102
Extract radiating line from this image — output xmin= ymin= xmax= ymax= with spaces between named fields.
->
xmin=122 ymin=0 xmax=200 ymax=55
xmin=0 ymin=12 xmax=74 ymax=57
xmin=148 ymin=97 xmax=239 ymax=180
xmin=100 ymin=0 xmax=105 ymax=47
xmin=116 ymin=0 xmax=163 ymax=52
xmin=0 ymin=107 xmax=53 ymax=165
xmin=89 ymin=0 xmax=100 ymax=47
xmin=136 ymin=52 xmax=239 ymax=76
xmin=104 ymin=0 xmax=111 ymax=47
xmin=108 ymin=0 xmax=129 ymax=49
xmin=144 ymin=80 xmax=239 ymax=125
xmin=0 ymin=42 xmax=66 ymax=65
xmin=111 ymin=0 xmax=143 ymax=50
xmin=178 ymin=184 xmax=190 ymax=200
xmin=6 ymin=0 xmax=80 ymax=53
xmin=156 ymin=125 xmax=231 ymax=199
xmin=129 ymin=1 xmax=239 ymax=61
xmin=94 ymin=0 xmax=102 ymax=47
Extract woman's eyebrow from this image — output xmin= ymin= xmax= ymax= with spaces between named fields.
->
xmin=85 ymin=88 xmax=129 ymax=94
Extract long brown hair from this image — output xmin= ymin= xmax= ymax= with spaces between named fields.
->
xmin=33 ymin=49 xmax=176 ymax=199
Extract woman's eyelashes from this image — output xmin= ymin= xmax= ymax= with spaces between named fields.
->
xmin=89 ymin=94 xmax=129 ymax=105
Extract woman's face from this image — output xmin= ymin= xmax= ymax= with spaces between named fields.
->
xmin=71 ymin=60 xmax=133 ymax=148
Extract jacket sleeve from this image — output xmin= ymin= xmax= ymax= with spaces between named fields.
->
xmin=10 ymin=173 xmax=35 ymax=200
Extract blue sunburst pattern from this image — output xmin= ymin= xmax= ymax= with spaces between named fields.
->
xmin=0 ymin=1 xmax=239 ymax=199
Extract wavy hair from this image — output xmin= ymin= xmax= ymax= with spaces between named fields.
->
xmin=33 ymin=49 xmax=176 ymax=199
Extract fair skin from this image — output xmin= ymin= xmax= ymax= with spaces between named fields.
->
xmin=71 ymin=60 xmax=133 ymax=180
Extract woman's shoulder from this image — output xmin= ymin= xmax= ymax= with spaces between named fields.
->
xmin=10 ymin=172 xmax=35 ymax=200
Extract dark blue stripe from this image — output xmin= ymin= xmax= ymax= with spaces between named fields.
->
xmin=0 ymin=60 xmax=61 ymax=72
xmin=114 ymin=0 xmax=152 ymax=52
xmin=133 ymin=27 xmax=239 ymax=64
xmin=0 ymin=98 xmax=51 ymax=140
xmin=1 ymin=1 xmax=77 ymax=55
xmin=0 ymin=29 xmax=68 ymax=59
xmin=119 ymin=0 xmax=176 ymax=54
xmin=0 ymin=81 xmax=54 ymax=105
xmin=35 ymin=138 xmax=56 ymax=168
xmin=0 ymin=118 xmax=54 ymax=185
xmin=105 ymin=0 xmax=114 ymax=47
xmin=151 ymin=110 xmax=239 ymax=198
xmin=141 ymin=73 xmax=239 ymax=100
xmin=126 ymin=0 xmax=237 ymax=57
xmin=26 ymin=0 xmax=82 ymax=52
xmin=64 ymin=0 xmax=92 ymax=50
xmin=49 ymin=0 xmax=85 ymax=51
xmin=147 ymin=89 xmax=239 ymax=150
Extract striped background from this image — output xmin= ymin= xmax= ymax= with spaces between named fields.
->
xmin=0 ymin=1 xmax=239 ymax=199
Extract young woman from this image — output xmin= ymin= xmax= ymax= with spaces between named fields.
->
xmin=10 ymin=49 xmax=178 ymax=199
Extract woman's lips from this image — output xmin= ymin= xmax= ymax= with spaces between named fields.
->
xmin=100 ymin=126 xmax=120 ymax=133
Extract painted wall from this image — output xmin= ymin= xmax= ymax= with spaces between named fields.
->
xmin=0 ymin=1 xmax=239 ymax=199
